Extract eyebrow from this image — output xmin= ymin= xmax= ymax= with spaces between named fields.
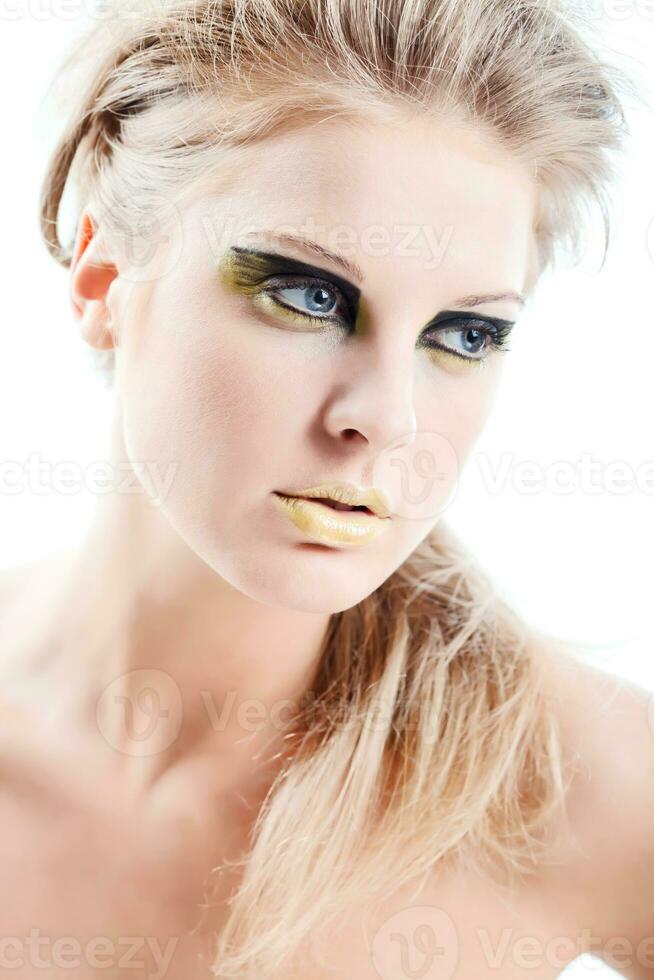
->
xmin=241 ymin=230 xmax=525 ymax=310
xmin=242 ymin=230 xmax=365 ymax=286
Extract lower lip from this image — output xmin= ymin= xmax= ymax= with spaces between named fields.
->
xmin=272 ymin=494 xmax=389 ymax=548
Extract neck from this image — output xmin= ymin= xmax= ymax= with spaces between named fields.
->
xmin=16 ymin=405 xmax=331 ymax=814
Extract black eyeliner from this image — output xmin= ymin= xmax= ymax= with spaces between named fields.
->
xmin=423 ymin=310 xmax=517 ymax=330
xmin=221 ymin=247 xmax=516 ymax=352
xmin=226 ymin=246 xmax=361 ymax=314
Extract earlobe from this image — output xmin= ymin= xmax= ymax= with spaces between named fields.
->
xmin=69 ymin=209 xmax=118 ymax=351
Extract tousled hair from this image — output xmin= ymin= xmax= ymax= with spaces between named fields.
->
xmin=38 ymin=1 xmax=635 ymax=975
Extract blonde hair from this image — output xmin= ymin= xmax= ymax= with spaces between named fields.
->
xmin=39 ymin=1 xmax=635 ymax=975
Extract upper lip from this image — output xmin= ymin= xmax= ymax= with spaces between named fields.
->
xmin=276 ymin=482 xmax=392 ymax=519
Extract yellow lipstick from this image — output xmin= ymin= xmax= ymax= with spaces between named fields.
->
xmin=272 ymin=490 xmax=390 ymax=548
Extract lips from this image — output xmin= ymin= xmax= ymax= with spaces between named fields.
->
xmin=274 ymin=483 xmax=392 ymax=520
xmin=272 ymin=492 xmax=389 ymax=548
xmin=297 ymin=496 xmax=372 ymax=514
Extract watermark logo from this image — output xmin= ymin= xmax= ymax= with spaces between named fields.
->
xmin=0 ymin=454 xmax=179 ymax=507
xmin=96 ymin=668 xmax=184 ymax=757
xmin=369 ymin=430 xmax=460 ymax=522
xmin=0 ymin=929 xmax=178 ymax=979
xmin=102 ymin=195 xmax=184 ymax=285
xmin=371 ymin=906 xmax=459 ymax=980
xmin=201 ymin=211 xmax=456 ymax=273
xmin=475 ymin=452 xmax=654 ymax=496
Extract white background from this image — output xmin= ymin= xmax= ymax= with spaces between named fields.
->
xmin=0 ymin=5 xmax=652 ymax=978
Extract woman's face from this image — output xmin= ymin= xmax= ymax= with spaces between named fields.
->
xmin=109 ymin=112 xmax=539 ymax=613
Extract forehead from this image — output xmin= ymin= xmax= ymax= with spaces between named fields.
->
xmin=188 ymin=112 xmax=539 ymax=297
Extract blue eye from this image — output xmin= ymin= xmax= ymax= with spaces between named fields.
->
xmin=423 ymin=317 xmax=514 ymax=363
xmin=258 ymin=271 xmax=515 ymax=364
xmin=264 ymin=277 xmax=348 ymax=321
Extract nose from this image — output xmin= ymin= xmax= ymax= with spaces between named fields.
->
xmin=322 ymin=342 xmax=418 ymax=454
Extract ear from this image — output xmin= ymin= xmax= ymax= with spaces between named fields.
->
xmin=69 ymin=209 xmax=118 ymax=351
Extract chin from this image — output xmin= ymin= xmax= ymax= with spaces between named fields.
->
xmin=227 ymin=556 xmax=383 ymax=615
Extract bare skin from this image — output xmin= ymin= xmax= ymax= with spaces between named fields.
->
xmin=1 ymin=111 xmax=653 ymax=977
xmin=0 ymin=564 xmax=652 ymax=979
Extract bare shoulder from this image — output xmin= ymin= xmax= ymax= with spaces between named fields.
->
xmin=539 ymin=642 xmax=653 ymax=759
xmin=538 ymin=641 xmax=654 ymax=852
xmin=537 ymin=641 xmax=654 ymax=974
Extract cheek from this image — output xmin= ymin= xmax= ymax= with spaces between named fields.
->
xmin=416 ymin=363 xmax=503 ymax=469
xmin=117 ymin=285 xmax=304 ymax=516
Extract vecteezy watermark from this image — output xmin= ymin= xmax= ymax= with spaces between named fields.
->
xmin=0 ymin=0 xmax=169 ymax=23
xmin=476 ymin=452 xmax=654 ymax=496
xmin=371 ymin=906 xmax=459 ymax=980
xmin=200 ymin=211 xmax=456 ymax=273
xmin=587 ymin=0 xmax=654 ymax=18
xmin=95 ymin=670 xmax=447 ymax=758
xmin=0 ymin=929 xmax=178 ymax=979
xmin=0 ymin=0 xmax=94 ymax=19
xmin=0 ymin=454 xmax=178 ymax=507
xmin=368 ymin=430 xmax=461 ymax=522
xmin=370 ymin=908 xmax=654 ymax=980
xmin=99 ymin=195 xmax=185 ymax=285
xmin=96 ymin=669 xmax=184 ymax=757
xmin=4 ymin=0 xmax=654 ymax=23
xmin=475 ymin=926 xmax=654 ymax=973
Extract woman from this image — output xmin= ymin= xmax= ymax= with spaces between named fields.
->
xmin=0 ymin=0 xmax=652 ymax=977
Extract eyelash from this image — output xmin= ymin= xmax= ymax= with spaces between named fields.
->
xmin=261 ymin=275 xmax=514 ymax=363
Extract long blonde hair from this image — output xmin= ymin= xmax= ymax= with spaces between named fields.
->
xmin=39 ymin=1 xmax=635 ymax=975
